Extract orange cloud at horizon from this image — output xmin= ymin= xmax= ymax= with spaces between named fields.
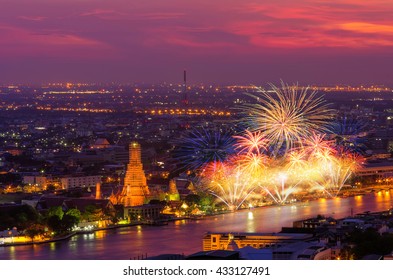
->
xmin=338 ymin=22 xmax=393 ymax=34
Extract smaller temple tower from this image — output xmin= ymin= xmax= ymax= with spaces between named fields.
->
xmin=168 ymin=179 xmax=180 ymax=201
xmin=95 ymin=182 xmax=101 ymax=199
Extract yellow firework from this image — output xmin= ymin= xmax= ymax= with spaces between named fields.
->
xmin=242 ymin=82 xmax=334 ymax=155
xmin=303 ymin=132 xmax=335 ymax=159
xmin=237 ymin=153 xmax=270 ymax=178
xmin=201 ymin=160 xmax=258 ymax=210
xmin=312 ymin=149 xmax=364 ymax=197
xmin=234 ymin=130 xmax=268 ymax=155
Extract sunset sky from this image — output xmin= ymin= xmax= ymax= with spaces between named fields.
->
xmin=1 ymin=0 xmax=393 ymax=84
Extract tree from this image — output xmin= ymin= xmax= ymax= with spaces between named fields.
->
xmin=25 ymin=224 xmax=46 ymax=242
xmin=82 ymin=205 xmax=103 ymax=222
xmin=63 ymin=208 xmax=81 ymax=230
xmin=199 ymin=194 xmax=215 ymax=209
xmin=0 ymin=205 xmax=40 ymax=231
xmin=66 ymin=208 xmax=81 ymax=222
xmin=47 ymin=206 xmax=64 ymax=220
xmin=46 ymin=208 xmax=81 ymax=234
xmin=185 ymin=194 xmax=201 ymax=205
xmin=346 ymin=228 xmax=393 ymax=259
xmin=47 ymin=215 xmax=62 ymax=234
xmin=61 ymin=214 xmax=79 ymax=232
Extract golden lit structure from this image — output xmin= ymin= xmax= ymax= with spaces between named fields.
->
xmin=95 ymin=182 xmax=101 ymax=199
xmin=167 ymin=179 xmax=180 ymax=201
xmin=110 ymin=142 xmax=150 ymax=206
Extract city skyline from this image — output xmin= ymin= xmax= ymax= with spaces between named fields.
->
xmin=2 ymin=0 xmax=393 ymax=263
xmin=0 ymin=0 xmax=392 ymax=85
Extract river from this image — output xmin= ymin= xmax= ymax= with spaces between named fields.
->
xmin=1 ymin=190 xmax=393 ymax=260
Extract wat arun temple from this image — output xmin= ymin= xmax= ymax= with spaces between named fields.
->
xmin=110 ymin=142 xmax=150 ymax=207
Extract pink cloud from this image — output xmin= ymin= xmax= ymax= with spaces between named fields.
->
xmin=338 ymin=22 xmax=393 ymax=34
xmin=1 ymin=0 xmax=393 ymax=84
xmin=0 ymin=24 xmax=114 ymax=58
xmin=79 ymin=9 xmax=128 ymax=20
xmin=222 ymin=1 xmax=393 ymax=49
xmin=17 ymin=16 xmax=47 ymax=21
xmin=137 ymin=12 xmax=185 ymax=20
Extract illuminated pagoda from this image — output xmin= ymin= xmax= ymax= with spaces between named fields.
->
xmin=167 ymin=179 xmax=180 ymax=201
xmin=110 ymin=142 xmax=150 ymax=206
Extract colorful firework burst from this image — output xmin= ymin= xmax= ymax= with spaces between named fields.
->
xmin=171 ymin=127 xmax=236 ymax=172
xmin=286 ymin=150 xmax=308 ymax=171
xmin=332 ymin=115 xmax=368 ymax=153
xmin=241 ymin=82 xmax=334 ymax=155
xmin=237 ymin=153 xmax=270 ymax=178
xmin=200 ymin=160 xmax=258 ymax=210
xmin=303 ymin=132 xmax=335 ymax=159
xmin=312 ymin=149 xmax=364 ymax=197
xmin=171 ymin=81 xmax=367 ymax=211
xmin=234 ymin=130 xmax=268 ymax=155
xmin=261 ymin=170 xmax=303 ymax=204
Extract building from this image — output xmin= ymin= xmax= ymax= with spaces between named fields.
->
xmin=124 ymin=204 xmax=164 ymax=221
xmin=356 ymin=160 xmax=393 ymax=177
xmin=203 ymin=232 xmax=314 ymax=251
xmin=91 ymin=138 xmax=111 ymax=149
xmin=293 ymin=216 xmax=337 ymax=229
xmin=60 ymin=175 xmax=101 ymax=189
xmin=174 ymin=177 xmax=195 ymax=198
xmin=35 ymin=195 xmax=115 ymax=217
xmin=23 ymin=176 xmax=48 ymax=187
xmin=187 ymin=250 xmax=239 ymax=260
xmin=273 ymin=242 xmax=332 ymax=260
xmin=110 ymin=142 xmax=150 ymax=206
xmin=167 ymin=179 xmax=180 ymax=201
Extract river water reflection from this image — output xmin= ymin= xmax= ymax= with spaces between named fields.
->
xmin=1 ymin=191 xmax=393 ymax=260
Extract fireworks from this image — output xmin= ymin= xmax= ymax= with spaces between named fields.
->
xmin=200 ymin=160 xmax=258 ymax=210
xmin=241 ymin=82 xmax=334 ymax=155
xmin=257 ymin=159 xmax=308 ymax=205
xmin=234 ymin=130 xmax=268 ymax=155
xmin=172 ymin=82 xmax=365 ymax=211
xmin=237 ymin=153 xmax=269 ymax=178
xmin=332 ymin=115 xmax=368 ymax=153
xmin=303 ymin=133 xmax=335 ymax=159
xmin=171 ymin=127 xmax=236 ymax=172
xmin=312 ymin=149 xmax=364 ymax=197
xmin=262 ymin=172 xmax=301 ymax=204
xmin=286 ymin=150 xmax=308 ymax=171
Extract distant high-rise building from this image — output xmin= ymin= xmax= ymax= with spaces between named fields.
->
xmin=181 ymin=70 xmax=189 ymax=105
xmin=110 ymin=142 xmax=150 ymax=206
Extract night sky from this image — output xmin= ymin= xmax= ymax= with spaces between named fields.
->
xmin=1 ymin=0 xmax=392 ymax=85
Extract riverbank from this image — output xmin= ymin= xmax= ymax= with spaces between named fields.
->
xmin=0 ymin=216 xmax=194 ymax=247
xmin=0 ymin=232 xmax=76 ymax=247
xmin=2 ymin=191 xmax=393 ymax=259
xmin=1 ymin=187 xmax=391 ymax=248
